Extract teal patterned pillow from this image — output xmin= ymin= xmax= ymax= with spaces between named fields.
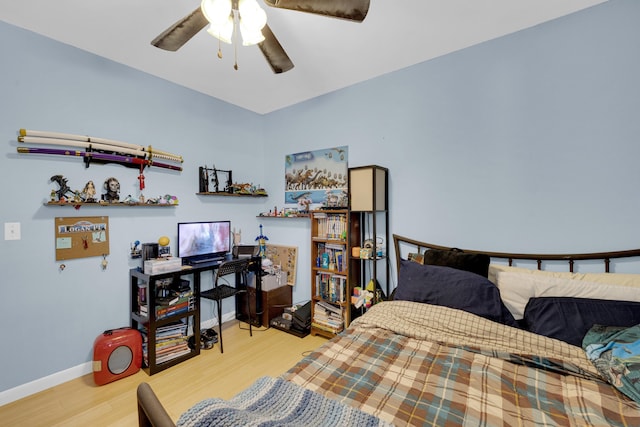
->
xmin=583 ymin=324 xmax=640 ymax=403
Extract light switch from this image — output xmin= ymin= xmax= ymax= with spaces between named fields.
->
xmin=5 ymin=222 xmax=21 ymax=240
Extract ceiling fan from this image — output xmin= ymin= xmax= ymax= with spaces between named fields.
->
xmin=151 ymin=0 xmax=370 ymax=74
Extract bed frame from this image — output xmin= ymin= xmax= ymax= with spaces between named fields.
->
xmin=393 ymin=234 xmax=640 ymax=274
xmin=137 ymin=382 xmax=176 ymax=427
xmin=137 ymin=235 xmax=640 ymax=427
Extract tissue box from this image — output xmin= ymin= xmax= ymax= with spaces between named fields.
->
xmin=144 ymin=258 xmax=182 ymax=275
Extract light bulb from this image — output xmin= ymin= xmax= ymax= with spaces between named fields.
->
xmin=201 ymin=0 xmax=232 ymax=26
xmin=206 ymin=16 xmax=234 ymax=44
xmin=238 ymin=0 xmax=267 ymax=31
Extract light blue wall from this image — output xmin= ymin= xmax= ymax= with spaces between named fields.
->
xmin=1 ymin=0 xmax=639 ymax=396
xmin=262 ymin=0 xmax=640 ymax=286
xmin=0 ymin=23 xmax=267 ymax=394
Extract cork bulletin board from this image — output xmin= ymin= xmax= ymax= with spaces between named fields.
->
xmin=55 ymin=216 xmax=109 ymax=261
xmin=264 ymin=244 xmax=298 ymax=286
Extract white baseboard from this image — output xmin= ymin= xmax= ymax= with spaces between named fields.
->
xmin=0 ymin=314 xmax=236 ymax=406
xmin=0 ymin=362 xmax=93 ymax=407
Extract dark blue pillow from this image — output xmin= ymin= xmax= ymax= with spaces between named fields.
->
xmin=394 ymin=259 xmax=517 ymax=327
xmin=523 ymin=297 xmax=640 ymax=347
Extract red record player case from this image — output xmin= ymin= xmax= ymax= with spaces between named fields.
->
xmin=92 ymin=328 xmax=142 ymax=386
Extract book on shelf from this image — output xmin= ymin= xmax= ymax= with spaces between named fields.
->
xmin=316 ymin=300 xmax=342 ymax=315
xmin=140 ymin=320 xmax=193 ymax=365
xmin=311 ymin=320 xmax=343 ymax=334
xmin=315 ymin=243 xmax=346 ymax=272
xmin=156 ymin=290 xmax=194 ymax=307
xmin=156 ymin=299 xmax=193 ymax=319
xmin=156 ymin=337 xmax=187 ymax=349
xmin=156 ymin=347 xmax=191 ymax=364
xmin=313 ymin=312 xmax=343 ymax=328
xmin=313 ymin=300 xmax=344 ymax=333
xmin=156 ymin=341 xmax=188 ymax=355
xmin=315 ymin=273 xmax=346 ymax=303
xmin=314 ymin=212 xmax=347 ymax=240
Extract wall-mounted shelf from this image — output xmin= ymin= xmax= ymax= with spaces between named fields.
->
xmin=197 ymin=192 xmax=267 ymax=198
xmin=44 ymin=202 xmax=177 ymax=207
xmin=257 ymin=214 xmax=309 ymax=219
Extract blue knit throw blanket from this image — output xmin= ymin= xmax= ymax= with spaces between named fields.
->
xmin=177 ymin=376 xmax=392 ymax=427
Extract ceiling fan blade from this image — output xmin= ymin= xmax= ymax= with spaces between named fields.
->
xmin=263 ymin=0 xmax=370 ymax=22
xmin=258 ymin=24 xmax=294 ymax=74
xmin=151 ymin=7 xmax=209 ymax=51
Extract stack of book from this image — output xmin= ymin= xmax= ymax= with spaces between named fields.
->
xmin=312 ymin=301 xmax=344 ymax=334
xmin=155 ymin=289 xmax=194 ymax=320
xmin=142 ymin=322 xmax=191 ymax=366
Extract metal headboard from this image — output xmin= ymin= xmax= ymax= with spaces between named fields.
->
xmin=393 ymin=234 xmax=640 ymax=275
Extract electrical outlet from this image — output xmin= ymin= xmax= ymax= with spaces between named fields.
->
xmin=5 ymin=222 xmax=21 ymax=240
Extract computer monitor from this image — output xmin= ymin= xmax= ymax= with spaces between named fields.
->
xmin=177 ymin=220 xmax=231 ymax=264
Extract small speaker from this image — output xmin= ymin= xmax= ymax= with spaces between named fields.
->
xmin=142 ymin=243 xmax=159 ymax=261
xmin=93 ymin=328 xmax=142 ymax=386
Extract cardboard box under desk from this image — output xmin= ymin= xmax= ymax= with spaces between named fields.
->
xmin=237 ymin=284 xmax=292 ymax=327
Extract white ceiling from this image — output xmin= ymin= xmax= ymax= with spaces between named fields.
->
xmin=2 ymin=0 xmax=607 ymax=114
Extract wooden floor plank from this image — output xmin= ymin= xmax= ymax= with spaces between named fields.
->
xmin=1 ymin=322 xmax=327 ymax=426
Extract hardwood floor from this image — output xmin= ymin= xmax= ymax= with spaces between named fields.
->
xmin=1 ymin=322 xmax=327 ymax=427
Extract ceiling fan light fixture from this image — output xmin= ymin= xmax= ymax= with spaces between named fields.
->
xmin=206 ymin=18 xmax=234 ymax=44
xmin=201 ymin=0 xmax=232 ymax=26
xmin=237 ymin=0 xmax=266 ymax=46
xmin=238 ymin=0 xmax=267 ymax=30
xmin=239 ymin=25 xmax=265 ymax=46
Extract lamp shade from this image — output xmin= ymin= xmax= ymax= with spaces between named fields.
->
xmin=201 ymin=0 xmax=232 ymax=26
xmin=240 ymin=24 xmax=265 ymax=46
xmin=349 ymin=165 xmax=388 ymax=212
xmin=238 ymin=0 xmax=267 ymax=30
xmin=238 ymin=0 xmax=266 ymax=46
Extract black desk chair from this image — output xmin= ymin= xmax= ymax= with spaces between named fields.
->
xmin=200 ymin=258 xmax=253 ymax=353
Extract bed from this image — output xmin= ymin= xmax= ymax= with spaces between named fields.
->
xmin=138 ymin=234 xmax=640 ymax=426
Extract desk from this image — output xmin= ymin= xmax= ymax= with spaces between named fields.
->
xmin=129 ymin=256 xmax=261 ymax=375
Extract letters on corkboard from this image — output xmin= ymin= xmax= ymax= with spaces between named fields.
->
xmin=55 ymin=216 xmax=109 ymax=261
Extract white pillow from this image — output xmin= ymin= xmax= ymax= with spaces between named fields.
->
xmin=489 ymin=264 xmax=640 ymax=287
xmin=495 ymin=271 xmax=640 ymax=320
xmin=488 ymin=264 xmax=572 ymax=285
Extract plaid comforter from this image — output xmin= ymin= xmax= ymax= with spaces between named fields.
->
xmin=282 ymin=300 xmax=640 ymax=426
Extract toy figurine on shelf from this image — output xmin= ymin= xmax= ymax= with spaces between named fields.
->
xmin=297 ymin=195 xmax=312 ymax=213
xmin=50 ymin=174 xmax=76 ymax=202
xmin=131 ymin=240 xmax=142 ymax=259
xmin=81 ymin=180 xmax=97 ymax=202
xmin=158 ymin=236 xmax=171 ymax=257
xmin=102 ymin=177 xmax=120 ymax=203
xmin=122 ymin=195 xmax=138 ymax=204
xmin=159 ymin=194 xmax=178 ymax=205
xmin=255 ymin=224 xmax=269 ymax=258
